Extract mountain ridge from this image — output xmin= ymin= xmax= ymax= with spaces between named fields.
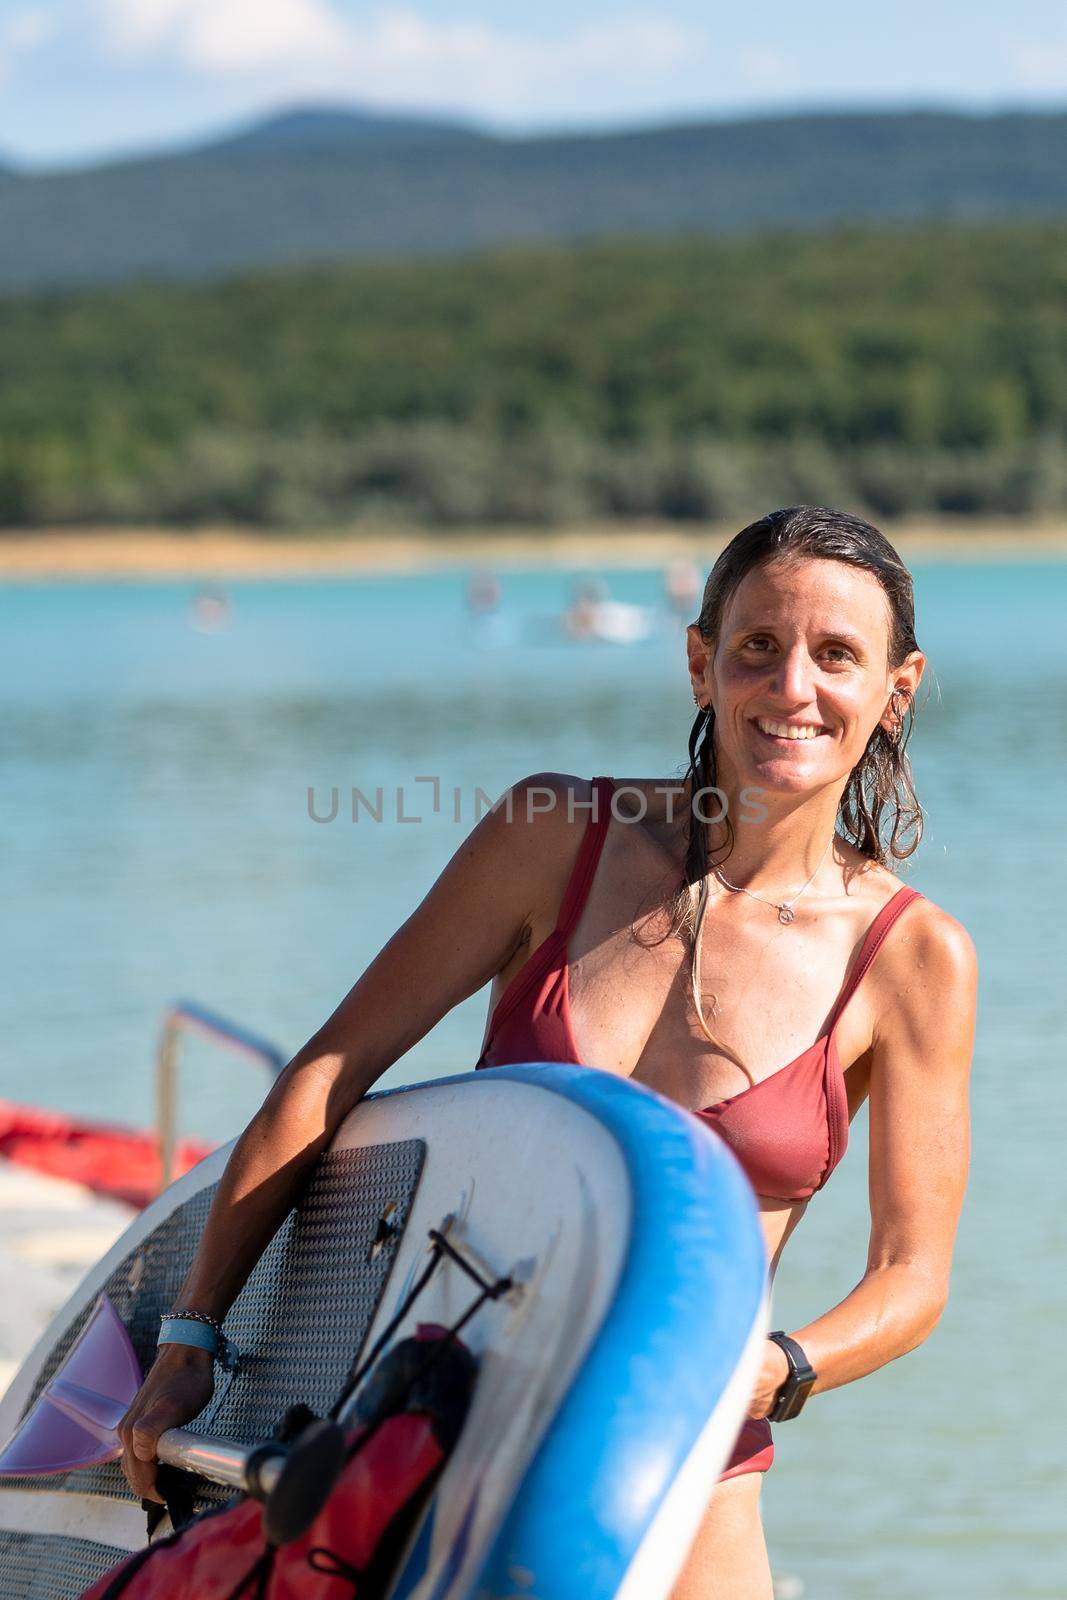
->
xmin=3 ymin=104 xmax=1067 ymax=290
xmin=207 ymin=104 xmax=489 ymax=156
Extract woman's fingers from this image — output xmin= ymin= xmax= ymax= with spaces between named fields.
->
xmin=121 ymin=1406 xmax=168 ymax=1501
xmin=121 ymin=1397 xmax=186 ymax=1500
xmin=117 ymin=1353 xmax=215 ymax=1502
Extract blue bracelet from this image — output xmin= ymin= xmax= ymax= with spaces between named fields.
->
xmin=158 ymin=1317 xmax=240 ymax=1372
xmin=158 ymin=1317 xmax=218 ymax=1355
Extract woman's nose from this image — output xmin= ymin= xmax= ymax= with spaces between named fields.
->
xmin=769 ymin=647 xmax=815 ymax=705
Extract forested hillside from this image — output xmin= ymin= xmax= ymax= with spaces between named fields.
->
xmin=3 ymin=108 xmax=1067 ymax=290
xmin=2 ymin=224 xmax=1066 ymax=527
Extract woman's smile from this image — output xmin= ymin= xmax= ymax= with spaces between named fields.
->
xmin=752 ymin=718 xmax=830 ymax=743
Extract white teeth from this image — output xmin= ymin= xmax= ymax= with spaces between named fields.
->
xmin=757 ymin=720 xmax=824 ymax=741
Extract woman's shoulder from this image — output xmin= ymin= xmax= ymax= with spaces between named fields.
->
xmin=837 ymin=846 xmax=976 ymax=1007
xmin=871 ymin=881 xmax=978 ymax=1020
xmin=904 ymin=892 xmax=976 ymax=976
xmin=497 ymin=772 xmax=601 ymax=834
xmin=502 ymin=772 xmax=685 ymax=860
xmin=488 ymin=772 xmax=605 ymax=932
xmin=860 ymin=887 xmax=977 ymax=1093
xmin=490 ymin=770 xmax=604 ymax=869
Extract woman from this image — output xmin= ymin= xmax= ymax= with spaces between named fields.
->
xmin=119 ymin=507 xmax=976 ymax=1600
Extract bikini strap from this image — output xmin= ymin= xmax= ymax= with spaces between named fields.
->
xmin=554 ymin=777 xmax=616 ymax=935
xmin=827 ymin=885 xmax=923 ymax=1031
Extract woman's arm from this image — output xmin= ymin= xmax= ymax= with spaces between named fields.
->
xmin=119 ymin=773 xmax=582 ymax=1498
xmin=748 ymin=902 xmax=977 ymax=1415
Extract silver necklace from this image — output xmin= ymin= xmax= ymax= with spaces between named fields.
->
xmin=714 ymin=834 xmax=836 ymax=925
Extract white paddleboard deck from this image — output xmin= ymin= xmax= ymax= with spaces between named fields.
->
xmin=0 ymin=1064 xmax=767 ymax=1600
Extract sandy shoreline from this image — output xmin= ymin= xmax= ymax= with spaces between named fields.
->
xmin=1 ymin=519 xmax=1065 ymax=579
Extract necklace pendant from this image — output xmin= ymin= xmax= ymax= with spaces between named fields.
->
xmin=777 ymin=904 xmax=795 ymax=925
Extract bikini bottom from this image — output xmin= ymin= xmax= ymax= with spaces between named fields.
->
xmin=718 ymin=1416 xmax=774 ymax=1482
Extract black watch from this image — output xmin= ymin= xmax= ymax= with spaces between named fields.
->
xmin=766 ymin=1331 xmax=817 ymax=1422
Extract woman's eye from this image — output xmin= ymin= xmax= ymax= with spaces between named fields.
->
xmin=736 ymin=637 xmax=854 ymax=663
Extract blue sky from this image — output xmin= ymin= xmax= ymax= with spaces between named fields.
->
xmin=3 ymin=0 xmax=1067 ymax=168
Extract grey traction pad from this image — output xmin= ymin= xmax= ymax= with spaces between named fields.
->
xmin=0 ymin=1530 xmax=135 ymax=1598
xmin=0 ymin=1137 xmax=426 ymax=1560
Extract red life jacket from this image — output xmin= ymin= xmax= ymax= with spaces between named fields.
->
xmin=81 ymin=1327 xmax=477 ymax=1600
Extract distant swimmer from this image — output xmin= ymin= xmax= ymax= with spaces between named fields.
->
xmin=465 ymin=568 xmax=501 ymax=616
xmin=664 ymin=557 xmax=702 ymax=617
xmin=466 ymin=568 xmax=514 ymax=649
xmin=562 ymin=578 xmax=609 ymax=641
xmin=189 ymin=587 xmax=231 ymax=634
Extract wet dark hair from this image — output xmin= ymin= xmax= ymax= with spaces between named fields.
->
xmin=677 ymin=505 xmax=923 ymax=1059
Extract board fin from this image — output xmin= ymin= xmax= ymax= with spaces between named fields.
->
xmin=0 ymin=1294 xmax=142 ymax=1476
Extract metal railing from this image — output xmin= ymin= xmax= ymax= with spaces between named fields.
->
xmin=155 ymin=1000 xmax=288 ymax=1193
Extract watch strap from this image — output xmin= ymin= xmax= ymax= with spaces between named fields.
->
xmin=767 ymin=1330 xmax=817 ymax=1422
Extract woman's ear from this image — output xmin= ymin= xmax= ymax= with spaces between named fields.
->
xmin=880 ymin=651 xmax=925 ymax=738
xmin=687 ymin=624 xmax=712 ymax=708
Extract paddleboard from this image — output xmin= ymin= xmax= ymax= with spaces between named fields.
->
xmin=0 ymin=1063 xmax=767 ymax=1599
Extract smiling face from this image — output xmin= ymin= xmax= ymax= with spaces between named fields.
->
xmin=687 ymin=555 xmax=925 ymax=799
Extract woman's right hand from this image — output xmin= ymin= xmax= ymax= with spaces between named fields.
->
xmin=118 ymin=1345 xmax=215 ymax=1503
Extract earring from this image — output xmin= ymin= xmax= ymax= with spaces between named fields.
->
xmin=887 ymin=687 xmax=908 ymax=742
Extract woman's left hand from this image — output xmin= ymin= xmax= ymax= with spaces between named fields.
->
xmin=746 ymin=1337 xmax=791 ymax=1419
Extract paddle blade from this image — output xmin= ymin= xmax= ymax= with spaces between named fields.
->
xmin=0 ymin=1294 xmax=143 ymax=1476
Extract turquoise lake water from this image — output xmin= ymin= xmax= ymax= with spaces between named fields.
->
xmin=1 ymin=559 xmax=1063 ymax=1598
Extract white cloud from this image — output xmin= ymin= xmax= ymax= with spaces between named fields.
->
xmin=343 ymin=12 xmax=696 ymax=105
xmin=93 ymin=1 xmax=703 ymax=116
xmin=99 ymin=0 xmax=351 ymax=70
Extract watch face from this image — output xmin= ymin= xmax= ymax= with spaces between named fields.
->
xmin=780 ymin=1369 xmax=812 ymax=1420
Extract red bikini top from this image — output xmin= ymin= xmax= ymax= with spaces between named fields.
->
xmin=476 ymin=776 xmax=923 ymax=1203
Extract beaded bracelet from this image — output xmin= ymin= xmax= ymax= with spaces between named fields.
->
xmin=161 ymin=1308 xmax=225 ymax=1337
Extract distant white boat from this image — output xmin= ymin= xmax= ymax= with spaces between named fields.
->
xmin=564 ymin=598 xmax=654 ymax=644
